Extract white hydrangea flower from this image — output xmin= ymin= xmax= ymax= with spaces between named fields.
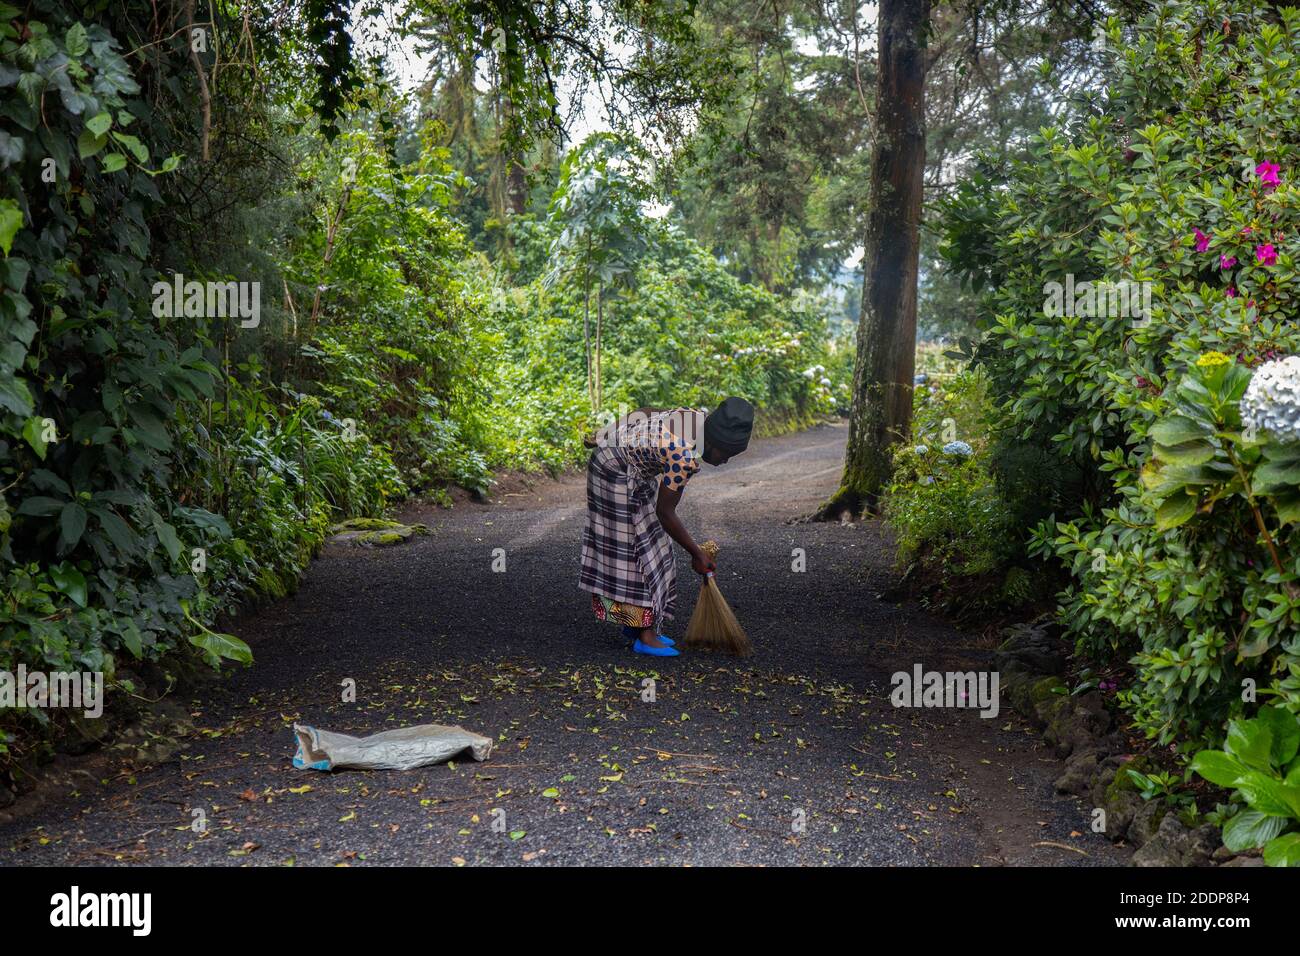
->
xmin=802 ymin=367 xmax=816 ymax=379
xmin=942 ymin=440 xmax=974 ymax=458
xmin=1241 ymin=355 xmax=1300 ymax=443
xmin=819 ymin=377 xmax=832 ymax=387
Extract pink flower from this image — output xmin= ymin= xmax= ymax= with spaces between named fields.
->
xmin=1194 ymin=228 xmax=1211 ymax=252
xmin=1225 ymin=286 xmax=1237 ymax=297
xmin=1220 ymin=254 xmax=1237 ymax=269
xmin=1256 ymin=161 xmax=1281 ymax=187
xmin=1256 ymin=243 xmax=1278 ymax=265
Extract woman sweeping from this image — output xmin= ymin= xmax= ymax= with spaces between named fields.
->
xmin=579 ymin=397 xmax=754 ymax=657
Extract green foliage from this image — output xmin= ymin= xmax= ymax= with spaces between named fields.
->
xmin=513 ymin=213 xmax=838 ymax=431
xmin=398 ymin=0 xmax=734 ymax=168
xmin=886 ymin=449 xmax=1016 ymax=580
xmin=287 ymin=128 xmax=494 ymax=493
xmin=0 ymin=0 xmax=843 ymax=783
xmin=669 ymin=1 xmax=871 ymax=294
xmin=882 ymin=369 xmax=1040 ymax=618
xmin=545 ymin=133 xmax=653 ymax=412
xmin=304 ymin=0 xmax=362 ymax=138
xmin=182 ymin=370 xmax=405 ymax=604
xmin=0 ymin=6 xmax=408 ymax=769
xmin=547 ymin=134 xmax=652 ymax=288
xmin=0 ymin=1 xmax=261 ymax=766
xmin=1051 ymin=355 xmax=1300 ymax=744
xmin=1191 ymin=706 xmax=1300 ymax=866
xmin=940 ymin=0 xmax=1300 ymax=747
xmin=1125 ymin=767 xmax=1195 ymax=811
xmin=0 ymin=3 xmax=235 ymax=687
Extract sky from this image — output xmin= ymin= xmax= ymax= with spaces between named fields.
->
xmin=377 ymin=3 xmax=608 ymax=142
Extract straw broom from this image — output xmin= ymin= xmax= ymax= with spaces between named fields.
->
xmin=682 ymin=540 xmax=751 ymax=657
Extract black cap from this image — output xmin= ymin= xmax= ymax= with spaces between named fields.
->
xmin=704 ymin=397 xmax=755 ymax=456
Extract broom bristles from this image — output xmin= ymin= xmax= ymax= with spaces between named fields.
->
xmin=683 ymin=572 xmax=751 ymax=657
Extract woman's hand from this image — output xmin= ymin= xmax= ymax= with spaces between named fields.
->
xmin=692 ymin=550 xmax=716 ymax=576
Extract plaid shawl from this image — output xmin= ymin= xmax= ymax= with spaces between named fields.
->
xmin=578 ymin=439 xmax=680 ymax=623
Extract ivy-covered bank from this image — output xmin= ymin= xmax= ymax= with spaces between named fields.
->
xmin=0 ymin=3 xmax=844 ymax=788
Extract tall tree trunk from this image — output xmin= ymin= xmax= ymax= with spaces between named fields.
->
xmin=507 ymin=148 xmax=528 ymax=215
xmin=490 ymin=80 xmax=527 ymax=251
xmin=502 ymin=97 xmax=528 ymax=214
xmin=595 ymin=281 xmax=604 ymax=413
xmin=819 ymin=0 xmax=929 ymax=519
xmin=583 ymin=240 xmax=594 ymax=412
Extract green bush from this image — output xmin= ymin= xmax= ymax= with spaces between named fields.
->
xmin=287 ymin=131 xmax=497 ymax=494
xmin=882 ymin=369 xmax=1040 ymax=617
xmin=941 ymin=0 xmax=1300 ymax=746
xmin=887 ymin=450 xmax=1016 ymax=579
xmin=180 ymin=371 xmax=405 ymax=604
xmin=1191 ymin=705 xmax=1300 ymax=866
xmin=0 ymin=2 xmax=254 ymax=766
xmin=509 ymin=217 xmax=839 ymax=428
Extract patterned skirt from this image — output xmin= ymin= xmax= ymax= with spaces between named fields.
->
xmin=578 ymin=445 xmax=677 ymax=626
xmin=591 ymin=594 xmax=655 ymax=628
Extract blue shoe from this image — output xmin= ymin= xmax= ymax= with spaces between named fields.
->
xmin=633 ymin=638 xmax=680 ymax=657
xmin=622 ymin=625 xmax=674 ymax=646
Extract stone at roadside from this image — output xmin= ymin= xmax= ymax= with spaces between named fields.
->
xmin=1054 ymin=749 xmax=1098 ymax=796
xmin=994 ymin=622 xmax=1067 ymax=676
xmin=1128 ymin=799 xmax=1167 ymax=848
xmin=1131 ymin=815 xmax=1220 ymax=867
xmin=329 ymin=518 xmax=431 ymax=547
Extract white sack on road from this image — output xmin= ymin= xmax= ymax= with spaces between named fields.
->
xmin=292 ymin=722 xmax=493 ymax=772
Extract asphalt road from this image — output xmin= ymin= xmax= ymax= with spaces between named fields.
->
xmin=0 ymin=423 xmax=1130 ymax=866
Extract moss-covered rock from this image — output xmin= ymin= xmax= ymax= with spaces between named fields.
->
xmin=1030 ymin=676 xmax=1068 ymax=707
xmin=328 ymin=519 xmax=432 ymax=547
xmin=1132 ymin=815 xmax=1220 ymax=867
xmin=1128 ymin=799 xmax=1168 ymax=847
xmin=994 ymin=622 xmax=1067 ymax=676
xmin=1053 ymin=749 xmax=1098 ymax=796
xmin=1003 ymin=673 xmax=1067 ymax=727
xmin=330 ymin=517 xmax=404 ymax=533
xmin=1097 ymin=755 xmax=1150 ymax=840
